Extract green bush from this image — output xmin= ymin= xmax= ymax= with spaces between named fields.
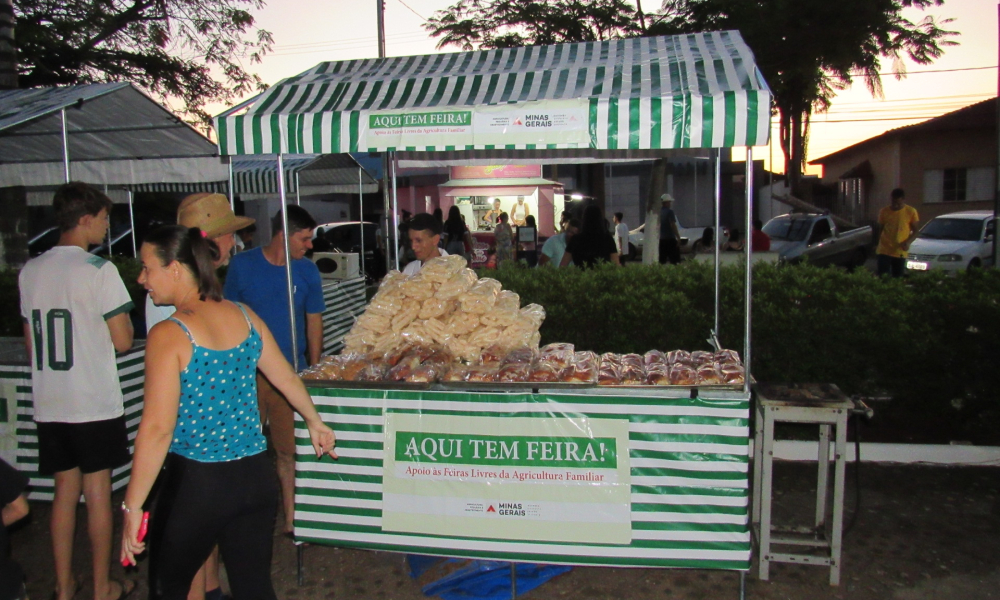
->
xmin=486 ymin=261 xmax=1000 ymax=439
xmin=3 ymin=257 xmax=999 ymax=439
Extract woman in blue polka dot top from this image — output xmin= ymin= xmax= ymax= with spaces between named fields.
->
xmin=120 ymin=225 xmax=337 ymax=600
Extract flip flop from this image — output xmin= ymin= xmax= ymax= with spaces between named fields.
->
xmin=107 ymin=579 xmax=136 ymax=600
xmin=49 ymin=579 xmax=83 ymax=600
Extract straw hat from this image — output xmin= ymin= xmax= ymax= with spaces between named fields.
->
xmin=660 ymin=193 xmax=674 ymax=204
xmin=177 ymin=193 xmax=254 ymax=238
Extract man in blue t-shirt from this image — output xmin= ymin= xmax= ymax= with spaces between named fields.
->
xmin=223 ymin=205 xmax=325 ymax=535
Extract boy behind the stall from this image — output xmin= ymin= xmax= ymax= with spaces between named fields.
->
xmin=19 ymin=182 xmax=135 ymax=600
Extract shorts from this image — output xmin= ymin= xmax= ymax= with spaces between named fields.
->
xmin=256 ymin=374 xmax=296 ymax=457
xmin=36 ymin=416 xmax=130 ymax=476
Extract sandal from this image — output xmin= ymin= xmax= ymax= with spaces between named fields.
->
xmin=49 ymin=580 xmax=83 ymax=600
xmin=105 ymin=579 xmax=136 ymax=600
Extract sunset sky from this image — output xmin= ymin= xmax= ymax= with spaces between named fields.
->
xmin=220 ymin=0 xmax=996 ymax=174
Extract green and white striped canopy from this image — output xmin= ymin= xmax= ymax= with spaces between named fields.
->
xmin=215 ymin=30 xmax=771 ymax=155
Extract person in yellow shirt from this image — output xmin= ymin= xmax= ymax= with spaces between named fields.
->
xmin=876 ymin=188 xmax=920 ymax=277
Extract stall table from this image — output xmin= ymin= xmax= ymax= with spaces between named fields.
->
xmin=0 ymin=341 xmax=145 ymax=500
xmin=294 ymin=385 xmax=751 ymax=578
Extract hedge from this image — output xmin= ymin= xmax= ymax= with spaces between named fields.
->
xmin=486 ymin=262 xmax=1000 ymax=440
xmin=3 ymin=259 xmax=999 ymax=439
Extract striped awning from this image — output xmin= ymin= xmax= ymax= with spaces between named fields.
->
xmin=127 ymin=153 xmax=378 ymax=194
xmin=214 ymin=30 xmax=771 ymax=156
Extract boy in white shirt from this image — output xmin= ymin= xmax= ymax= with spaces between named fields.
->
xmin=19 ymin=182 xmax=135 ymax=600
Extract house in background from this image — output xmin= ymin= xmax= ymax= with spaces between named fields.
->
xmin=809 ymin=97 xmax=997 ymax=225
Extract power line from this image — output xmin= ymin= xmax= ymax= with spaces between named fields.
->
xmin=863 ymin=65 xmax=996 ymax=76
xmin=396 ymin=0 xmax=427 ymax=21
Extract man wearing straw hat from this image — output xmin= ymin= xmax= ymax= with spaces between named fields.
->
xmin=145 ymin=193 xmax=255 ymax=331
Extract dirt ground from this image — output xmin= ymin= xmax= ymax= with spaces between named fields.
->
xmin=10 ymin=463 xmax=1000 ymax=600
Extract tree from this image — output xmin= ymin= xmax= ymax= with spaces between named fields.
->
xmin=13 ymin=0 xmax=273 ymax=122
xmin=424 ymin=0 xmax=647 ymax=50
xmin=657 ymin=0 xmax=957 ymax=194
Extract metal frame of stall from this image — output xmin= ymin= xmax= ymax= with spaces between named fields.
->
xmin=212 ymin=30 xmax=769 ymax=599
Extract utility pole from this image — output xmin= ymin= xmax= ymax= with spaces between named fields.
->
xmin=994 ymin=3 xmax=999 ymax=268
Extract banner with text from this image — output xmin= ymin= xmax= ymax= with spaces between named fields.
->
xmin=382 ymin=413 xmax=632 ymax=544
xmin=360 ymin=99 xmax=589 ymax=149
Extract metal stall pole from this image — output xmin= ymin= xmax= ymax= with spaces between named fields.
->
xmin=743 ymin=148 xmax=754 ymax=394
xmin=358 ymin=166 xmax=366 ymax=280
xmin=382 ymin=154 xmax=393 ymax=273
xmin=713 ymin=149 xmax=722 ymax=348
xmin=228 ymin=160 xmax=235 ymax=211
xmin=295 ymin=171 xmax=301 ymax=206
xmin=128 ymin=190 xmax=137 ymax=257
xmin=276 ymin=152 xmax=300 ymax=372
xmin=390 ymin=151 xmax=400 ymax=271
xmin=60 ymin=108 xmax=71 ymax=183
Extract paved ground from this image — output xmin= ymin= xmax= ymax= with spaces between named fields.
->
xmin=9 ymin=462 xmax=1000 ymax=600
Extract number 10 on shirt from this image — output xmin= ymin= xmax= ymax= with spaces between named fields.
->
xmin=31 ymin=308 xmax=74 ymax=371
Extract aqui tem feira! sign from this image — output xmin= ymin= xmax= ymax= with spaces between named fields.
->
xmin=359 ymin=99 xmax=589 ymax=150
xmin=369 ymin=111 xmax=473 ymax=129
xmin=382 ymin=412 xmax=632 ymax=545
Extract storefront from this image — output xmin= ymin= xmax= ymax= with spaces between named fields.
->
xmin=438 ymin=164 xmax=563 ymax=235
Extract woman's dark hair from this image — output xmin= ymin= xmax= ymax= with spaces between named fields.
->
xmin=444 ymin=206 xmax=466 ymax=236
xmin=144 ymin=225 xmax=222 ymax=301
xmin=701 ymin=227 xmax=714 ymax=245
xmin=525 ymin=215 xmax=536 ymax=228
xmin=499 ymin=212 xmax=509 ymax=223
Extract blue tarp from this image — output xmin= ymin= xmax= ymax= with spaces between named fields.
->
xmin=407 ymin=555 xmax=572 ymax=600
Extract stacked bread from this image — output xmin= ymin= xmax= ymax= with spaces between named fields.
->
xmin=340 ymin=255 xmax=544 ymax=363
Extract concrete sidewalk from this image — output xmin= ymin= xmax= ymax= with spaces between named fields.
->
xmin=9 ymin=462 xmax=1000 ymax=600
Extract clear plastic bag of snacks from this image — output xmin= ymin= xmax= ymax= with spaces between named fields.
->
xmin=436 ymin=269 xmax=477 ymax=299
xmin=459 ymin=278 xmax=502 ymax=313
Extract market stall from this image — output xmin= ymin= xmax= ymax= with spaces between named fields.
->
xmin=0 ymin=340 xmax=145 ymax=500
xmin=213 ymin=28 xmax=770 ymax=593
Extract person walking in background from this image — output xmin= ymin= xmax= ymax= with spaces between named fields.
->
xmin=19 ymin=182 xmax=136 ymax=600
xmin=517 ymin=215 xmax=539 ymax=267
xmin=613 ymin=212 xmax=629 ymax=261
xmin=494 ymin=213 xmax=514 ymax=266
xmin=432 ymin=208 xmax=445 ymax=248
xmin=876 ymin=188 xmax=920 ymax=278
xmin=223 ymin=206 xmax=326 ymax=537
xmin=146 ymin=193 xmax=255 ymax=332
xmin=751 ymin=219 xmax=771 ymax=251
xmin=562 ymin=205 xmax=620 ymax=268
xmin=658 ymin=194 xmax=681 ymax=264
xmin=1 ymin=458 xmax=29 ymax=600
xmin=442 ymin=206 xmax=473 ymax=261
xmin=539 ymin=218 xmax=580 ymax=267
xmin=122 ymin=225 xmax=337 ymax=600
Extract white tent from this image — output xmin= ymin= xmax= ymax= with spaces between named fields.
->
xmin=0 ymin=83 xmax=228 ymax=190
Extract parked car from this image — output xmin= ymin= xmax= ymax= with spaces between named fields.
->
xmin=627 ymin=220 xmax=730 ymax=260
xmin=763 ymin=213 xmax=872 ymax=269
xmin=906 ymin=210 xmax=995 ymax=273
